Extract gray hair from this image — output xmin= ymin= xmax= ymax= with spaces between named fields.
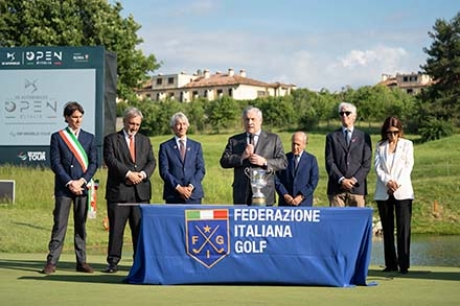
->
xmin=242 ymin=106 xmax=263 ymax=120
xmin=123 ymin=107 xmax=143 ymax=121
xmin=338 ymin=102 xmax=357 ymax=115
xmin=169 ymin=112 xmax=189 ymax=128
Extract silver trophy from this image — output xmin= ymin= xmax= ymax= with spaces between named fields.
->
xmin=244 ymin=168 xmax=270 ymax=206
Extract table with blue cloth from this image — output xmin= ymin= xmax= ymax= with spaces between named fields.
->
xmin=126 ymin=205 xmax=373 ymax=287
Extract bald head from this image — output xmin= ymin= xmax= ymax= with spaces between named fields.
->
xmin=291 ymin=131 xmax=307 ymax=155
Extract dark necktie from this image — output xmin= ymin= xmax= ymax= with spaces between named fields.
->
xmin=294 ymin=155 xmax=300 ymax=170
xmin=248 ymin=134 xmax=254 ymax=145
xmin=344 ymin=129 xmax=351 ymax=146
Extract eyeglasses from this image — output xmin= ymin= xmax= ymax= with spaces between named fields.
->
xmin=386 ymin=131 xmax=399 ymax=135
xmin=339 ymin=111 xmax=351 ymax=117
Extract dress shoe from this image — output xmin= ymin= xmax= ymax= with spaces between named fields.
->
xmin=41 ymin=263 xmax=56 ymax=275
xmin=76 ymin=262 xmax=94 ymax=273
xmin=103 ymin=264 xmax=118 ymax=273
xmin=381 ymin=267 xmax=398 ymax=272
xmin=400 ymin=269 xmax=409 ymax=275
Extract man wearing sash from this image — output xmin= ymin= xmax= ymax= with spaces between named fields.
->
xmin=103 ymin=107 xmax=156 ymax=273
xmin=42 ymin=102 xmax=98 ymax=275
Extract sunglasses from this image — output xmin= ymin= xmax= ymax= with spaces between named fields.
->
xmin=386 ymin=131 xmax=399 ymax=135
xmin=339 ymin=111 xmax=351 ymax=117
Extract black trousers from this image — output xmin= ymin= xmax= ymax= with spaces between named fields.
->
xmin=377 ymin=195 xmax=413 ymax=271
xmin=106 ymin=202 xmax=141 ymax=265
xmin=46 ymin=195 xmax=88 ymax=265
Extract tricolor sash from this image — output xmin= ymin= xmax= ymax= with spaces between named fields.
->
xmin=58 ymin=127 xmax=97 ymax=218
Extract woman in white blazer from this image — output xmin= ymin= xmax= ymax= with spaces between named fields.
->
xmin=374 ymin=116 xmax=414 ymax=275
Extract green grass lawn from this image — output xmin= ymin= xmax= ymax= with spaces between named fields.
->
xmin=0 ymin=131 xmax=459 ymax=254
xmin=0 ymin=131 xmax=459 ymax=305
xmin=0 ymin=253 xmax=459 ymax=305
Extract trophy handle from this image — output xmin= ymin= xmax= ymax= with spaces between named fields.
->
xmin=244 ymin=167 xmax=252 ymax=179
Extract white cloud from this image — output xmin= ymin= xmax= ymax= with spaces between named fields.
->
xmin=268 ymin=45 xmax=414 ymax=92
xmin=139 ymin=23 xmax=423 ymax=92
xmin=339 ymin=46 xmax=408 ymax=69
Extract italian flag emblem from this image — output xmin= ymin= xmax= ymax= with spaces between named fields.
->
xmin=185 ymin=209 xmax=230 ymax=268
xmin=186 ymin=209 xmax=228 ymax=220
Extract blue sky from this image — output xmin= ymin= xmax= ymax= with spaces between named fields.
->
xmin=116 ymin=0 xmax=458 ymax=91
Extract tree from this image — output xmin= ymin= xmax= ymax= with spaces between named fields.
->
xmin=313 ymin=89 xmax=337 ymax=128
xmin=0 ymin=0 xmax=160 ymax=98
xmin=206 ymin=96 xmax=239 ymax=133
xmin=419 ymin=12 xmax=460 ymax=125
xmin=351 ymin=86 xmax=383 ymax=127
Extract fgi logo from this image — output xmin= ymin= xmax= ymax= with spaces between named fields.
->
xmin=185 ymin=209 xmax=230 ymax=268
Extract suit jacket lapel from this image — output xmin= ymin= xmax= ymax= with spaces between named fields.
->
xmin=117 ymin=131 xmax=132 ymax=162
xmin=391 ymin=140 xmax=405 ymax=172
xmin=170 ymin=138 xmax=183 ymax=163
xmin=183 ymin=140 xmax=192 ymax=164
xmin=297 ymin=153 xmax=305 ymax=174
xmin=381 ymin=141 xmax=392 ymax=173
xmin=336 ymin=129 xmax=348 ymax=150
xmin=288 ymin=154 xmax=296 ymax=178
xmin=254 ymin=131 xmax=267 ymax=154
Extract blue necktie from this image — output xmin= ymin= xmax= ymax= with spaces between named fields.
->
xmin=294 ymin=155 xmax=299 ymax=170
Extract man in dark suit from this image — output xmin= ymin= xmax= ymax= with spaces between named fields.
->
xmin=159 ymin=112 xmax=205 ymax=204
xmin=103 ymin=107 xmax=156 ymax=273
xmin=220 ymin=106 xmax=287 ymax=206
xmin=42 ymin=101 xmax=97 ymax=275
xmin=275 ymin=131 xmax=319 ymax=207
xmin=325 ymin=102 xmax=372 ymax=207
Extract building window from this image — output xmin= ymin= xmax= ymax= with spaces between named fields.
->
xmin=407 ymin=89 xmax=414 ymax=94
xmin=257 ymin=91 xmax=266 ymax=97
xmin=146 ymin=94 xmax=151 ymax=98
xmin=217 ymin=89 xmax=223 ymax=97
xmin=192 ymin=91 xmax=198 ymax=99
xmin=168 ymin=77 xmax=174 ymax=85
xmin=169 ymin=92 xmax=175 ymax=99
xmin=156 ymin=78 xmax=162 ymax=85
xmin=204 ymin=90 xmax=208 ymax=98
xmin=228 ymin=88 xmax=233 ymax=97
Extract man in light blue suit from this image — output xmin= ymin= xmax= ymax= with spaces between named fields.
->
xmin=42 ymin=101 xmax=98 ymax=275
xmin=275 ymin=131 xmax=319 ymax=207
xmin=159 ymin=112 xmax=205 ymax=204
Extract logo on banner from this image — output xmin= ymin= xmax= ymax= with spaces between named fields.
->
xmin=1 ymin=51 xmax=21 ymax=66
xmin=17 ymin=152 xmax=27 ymax=161
xmin=185 ymin=209 xmax=230 ymax=268
xmin=25 ymin=78 xmax=38 ymax=93
xmin=24 ymin=50 xmax=63 ymax=66
xmin=16 ymin=151 xmax=46 ymax=162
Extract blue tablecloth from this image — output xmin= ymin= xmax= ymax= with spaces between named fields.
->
xmin=126 ymin=205 xmax=373 ymax=287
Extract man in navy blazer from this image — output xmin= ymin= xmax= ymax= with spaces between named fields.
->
xmin=103 ymin=107 xmax=156 ymax=273
xmin=220 ymin=106 xmax=287 ymax=206
xmin=159 ymin=112 xmax=205 ymax=204
xmin=275 ymin=131 xmax=319 ymax=207
xmin=325 ymin=102 xmax=372 ymax=207
xmin=42 ymin=101 xmax=97 ymax=275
